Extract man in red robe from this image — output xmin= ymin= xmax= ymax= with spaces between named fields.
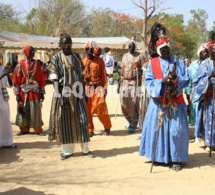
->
xmin=13 ymin=46 xmax=46 ymax=136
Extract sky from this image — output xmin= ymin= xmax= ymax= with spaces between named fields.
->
xmin=1 ymin=0 xmax=214 ymax=29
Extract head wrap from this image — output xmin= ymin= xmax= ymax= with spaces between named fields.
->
xmin=83 ymin=40 xmax=95 ymax=53
xmin=156 ymin=36 xmax=170 ymax=56
xmin=197 ymin=43 xmax=208 ymax=56
xmin=208 ymin=40 xmax=215 ymax=51
xmin=94 ymin=46 xmax=101 ymax=55
xmin=59 ymin=33 xmax=72 ymax=45
xmin=23 ymin=45 xmax=34 ymax=57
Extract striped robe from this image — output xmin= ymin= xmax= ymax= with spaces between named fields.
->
xmin=48 ymin=52 xmax=89 ymax=144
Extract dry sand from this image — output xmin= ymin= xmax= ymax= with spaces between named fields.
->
xmin=0 ymin=84 xmax=215 ymax=195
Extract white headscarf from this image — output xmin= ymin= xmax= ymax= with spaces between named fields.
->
xmin=197 ymin=42 xmax=208 ymax=57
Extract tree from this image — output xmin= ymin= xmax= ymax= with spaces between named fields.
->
xmin=23 ymin=0 xmax=87 ymax=37
xmin=89 ymin=8 xmax=141 ymax=38
xmin=186 ymin=9 xmax=208 ymax=44
xmin=0 ymin=3 xmax=17 ymax=21
xmin=131 ymin=0 xmax=167 ymax=57
xmin=0 ymin=3 xmax=22 ymax=32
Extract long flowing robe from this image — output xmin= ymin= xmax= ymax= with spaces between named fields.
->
xmin=185 ymin=59 xmax=201 ymax=126
xmin=48 ymin=52 xmax=89 ymax=144
xmin=120 ymin=51 xmax=144 ymax=129
xmin=139 ymin=56 xmax=190 ymax=163
xmin=0 ymin=66 xmax=13 ymax=146
xmin=192 ymin=58 xmax=215 ymax=146
xmin=13 ymin=59 xmax=46 ymax=128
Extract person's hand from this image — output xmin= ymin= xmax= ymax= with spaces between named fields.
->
xmin=104 ymin=89 xmax=107 ymax=98
xmin=208 ymin=70 xmax=215 ymax=80
xmin=17 ymin=102 xmax=25 ymax=115
xmin=5 ymin=64 xmax=13 ymax=74
xmin=162 ymin=75 xmax=177 ymax=86
xmin=0 ymin=65 xmax=13 ymax=80
xmin=39 ymin=93 xmax=45 ymax=102
xmin=16 ymin=94 xmax=22 ymax=103
xmin=162 ymin=76 xmax=174 ymax=85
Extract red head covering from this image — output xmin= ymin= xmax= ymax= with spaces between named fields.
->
xmin=83 ymin=41 xmax=95 ymax=53
xmin=23 ymin=45 xmax=34 ymax=57
xmin=94 ymin=46 xmax=101 ymax=55
xmin=156 ymin=36 xmax=170 ymax=56
xmin=208 ymin=40 xmax=215 ymax=51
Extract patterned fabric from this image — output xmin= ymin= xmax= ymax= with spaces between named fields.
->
xmin=139 ymin=56 xmax=190 ymax=163
xmin=13 ymin=59 xmax=46 ymax=128
xmin=48 ymin=52 xmax=89 ymax=144
xmin=192 ymin=58 xmax=215 ymax=146
xmin=185 ymin=59 xmax=201 ymax=126
xmin=120 ymin=52 xmax=145 ymax=128
xmin=1 ymin=87 xmax=9 ymax=101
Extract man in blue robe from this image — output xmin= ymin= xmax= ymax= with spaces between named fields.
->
xmin=139 ymin=35 xmax=190 ymax=171
xmin=192 ymin=32 xmax=215 ymax=152
xmin=185 ymin=43 xmax=209 ymax=144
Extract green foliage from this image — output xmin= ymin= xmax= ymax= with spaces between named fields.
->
xmin=89 ymin=8 xmax=141 ymax=39
xmin=186 ymin=9 xmax=208 ymax=43
xmin=0 ymin=1 xmax=214 ymax=60
xmin=0 ymin=3 xmax=17 ymax=21
xmin=21 ymin=0 xmax=88 ymax=36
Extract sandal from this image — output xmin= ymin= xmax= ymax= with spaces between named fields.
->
xmin=2 ymin=144 xmax=17 ymax=149
xmin=172 ymin=163 xmax=182 ymax=172
xmin=61 ymin=153 xmax=73 ymax=160
xmin=17 ymin=131 xmax=29 ymax=136
xmin=37 ymin=131 xmax=46 ymax=136
xmin=82 ymin=151 xmax=95 ymax=158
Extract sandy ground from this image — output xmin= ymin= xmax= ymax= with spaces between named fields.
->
xmin=0 ymin=84 xmax=215 ymax=195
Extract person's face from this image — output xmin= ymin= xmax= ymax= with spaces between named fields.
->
xmin=160 ymin=46 xmax=170 ymax=60
xmin=209 ymin=45 xmax=215 ymax=61
xmin=200 ymin=49 xmax=209 ymax=61
xmin=60 ymin=37 xmax=72 ymax=56
xmin=24 ymin=46 xmax=35 ymax=61
xmin=86 ymin=46 xmax=94 ymax=58
xmin=29 ymin=47 xmax=35 ymax=58
xmin=128 ymin=42 xmax=136 ymax=54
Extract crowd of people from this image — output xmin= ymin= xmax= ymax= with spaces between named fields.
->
xmin=1 ymin=23 xmax=215 ymax=172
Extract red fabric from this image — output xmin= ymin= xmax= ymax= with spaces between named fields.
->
xmin=151 ymin=57 xmax=185 ymax=103
xmin=83 ymin=41 xmax=94 ymax=53
xmin=94 ymin=46 xmax=101 ymax=55
xmin=156 ymin=36 xmax=170 ymax=47
xmin=208 ymin=40 xmax=215 ymax=51
xmin=205 ymin=89 xmax=212 ymax=98
xmin=23 ymin=46 xmax=31 ymax=56
xmin=13 ymin=59 xmax=46 ymax=101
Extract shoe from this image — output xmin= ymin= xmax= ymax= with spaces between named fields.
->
xmin=172 ymin=163 xmax=182 ymax=172
xmin=205 ymin=147 xmax=210 ymax=152
xmin=89 ymin=132 xmax=94 ymax=137
xmin=128 ymin=127 xmax=135 ymax=133
xmin=37 ymin=131 xmax=46 ymax=136
xmin=195 ymin=137 xmax=202 ymax=144
xmin=61 ymin=153 xmax=73 ymax=160
xmin=102 ymin=129 xmax=110 ymax=136
xmin=17 ymin=131 xmax=29 ymax=136
xmin=82 ymin=151 xmax=95 ymax=158
xmin=2 ymin=144 xmax=17 ymax=148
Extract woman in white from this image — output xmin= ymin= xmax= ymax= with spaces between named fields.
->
xmin=0 ymin=64 xmax=16 ymax=148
